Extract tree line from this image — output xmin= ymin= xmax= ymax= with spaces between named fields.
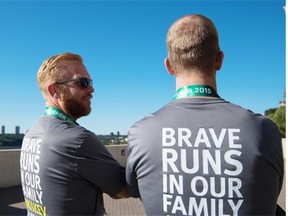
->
xmin=265 ymin=105 xmax=286 ymax=138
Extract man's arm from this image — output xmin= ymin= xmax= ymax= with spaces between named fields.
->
xmin=109 ymin=185 xmax=130 ymax=199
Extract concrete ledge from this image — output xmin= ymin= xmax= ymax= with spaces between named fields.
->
xmin=282 ymin=138 xmax=286 ymax=159
xmin=106 ymin=144 xmax=128 ymax=167
xmin=0 ymin=149 xmax=21 ymax=188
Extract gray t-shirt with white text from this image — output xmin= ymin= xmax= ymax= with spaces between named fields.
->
xmin=126 ymin=98 xmax=284 ymax=215
xmin=20 ymin=115 xmax=126 ymax=216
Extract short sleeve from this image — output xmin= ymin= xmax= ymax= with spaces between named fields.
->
xmin=125 ymin=127 xmax=141 ymax=198
xmin=77 ymin=132 xmax=126 ymax=196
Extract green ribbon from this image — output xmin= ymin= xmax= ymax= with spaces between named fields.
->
xmin=173 ymin=85 xmax=219 ymax=100
xmin=44 ymin=107 xmax=79 ymax=126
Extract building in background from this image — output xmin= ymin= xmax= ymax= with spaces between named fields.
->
xmin=15 ymin=126 xmax=20 ymax=135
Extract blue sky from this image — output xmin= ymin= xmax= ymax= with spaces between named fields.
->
xmin=0 ymin=0 xmax=285 ymax=135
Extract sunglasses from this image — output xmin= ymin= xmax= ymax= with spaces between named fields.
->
xmin=56 ymin=77 xmax=93 ymax=89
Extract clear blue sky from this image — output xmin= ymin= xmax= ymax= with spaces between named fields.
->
xmin=0 ymin=0 xmax=285 ymax=135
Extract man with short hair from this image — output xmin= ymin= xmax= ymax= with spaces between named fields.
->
xmin=126 ymin=14 xmax=284 ymax=215
xmin=20 ymin=52 xmax=128 ymax=215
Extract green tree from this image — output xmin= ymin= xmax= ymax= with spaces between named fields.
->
xmin=266 ymin=106 xmax=286 ymax=138
xmin=264 ymin=108 xmax=278 ymax=116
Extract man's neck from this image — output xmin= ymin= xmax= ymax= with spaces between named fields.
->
xmin=175 ymin=75 xmax=217 ymax=91
xmin=45 ymin=102 xmax=76 ymax=121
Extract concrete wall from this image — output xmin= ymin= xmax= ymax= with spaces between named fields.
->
xmin=0 ymin=149 xmax=21 ymax=188
xmin=106 ymin=144 xmax=128 ymax=167
xmin=282 ymin=138 xmax=286 ymax=159
xmin=0 ymin=145 xmax=128 ymax=188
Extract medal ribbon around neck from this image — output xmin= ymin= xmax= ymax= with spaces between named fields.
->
xmin=44 ymin=107 xmax=79 ymax=126
xmin=173 ymin=85 xmax=219 ymax=100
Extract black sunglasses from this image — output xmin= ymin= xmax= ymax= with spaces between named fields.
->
xmin=56 ymin=77 xmax=93 ymax=89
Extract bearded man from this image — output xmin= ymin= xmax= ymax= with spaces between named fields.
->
xmin=20 ymin=52 xmax=128 ymax=216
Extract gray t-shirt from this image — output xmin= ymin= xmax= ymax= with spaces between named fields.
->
xmin=20 ymin=115 xmax=126 ymax=216
xmin=126 ymin=98 xmax=284 ymax=215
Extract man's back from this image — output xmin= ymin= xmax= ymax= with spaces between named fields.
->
xmin=21 ymin=115 xmax=126 ymax=215
xmin=126 ymin=98 xmax=283 ymax=215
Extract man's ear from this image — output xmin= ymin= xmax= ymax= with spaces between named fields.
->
xmin=47 ymin=84 xmax=60 ymax=99
xmin=215 ymin=51 xmax=224 ymax=71
xmin=164 ymin=58 xmax=176 ymax=75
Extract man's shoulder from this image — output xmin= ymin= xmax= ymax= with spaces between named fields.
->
xmin=27 ymin=115 xmax=96 ymax=139
xmin=128 ymin=104 xmax=173 ymax=137
xmin=227 ymin=102 xmax=274 ymax=122
xmin=130 ymin=104 xmax=169 ymax=125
